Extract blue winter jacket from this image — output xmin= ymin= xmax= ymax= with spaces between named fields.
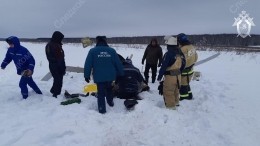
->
xmin=1 ymin=36 xmax=35 ymax=75
xmin=157 ymin=45 xmax=186 ymax=81
xmin=84 ymin=43 xmax=124 ymax=83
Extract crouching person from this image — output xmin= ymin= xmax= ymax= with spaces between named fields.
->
xmin=84 ymin=36 xmax=124 ymax=114
xmin=157 ymin=36 xmax=185 ymax=110
xmin=1 ymin=36 xmax=42 ymax=99
xmin=116 ymin=57 xmax=144 ymax=100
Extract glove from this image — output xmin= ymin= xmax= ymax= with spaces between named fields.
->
xmin=22 ymin=69 xmax=33 ymax=77
xmin=85 ymin=77 xmax=90 ymax=83
xmin=158 ymin=81 xmax=164 ymax=95
xmin=157 ymin=76 xmax=161 ymax=82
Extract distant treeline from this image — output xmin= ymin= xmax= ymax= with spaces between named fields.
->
xmin=1 ymin=34 xmax=260 ymax=47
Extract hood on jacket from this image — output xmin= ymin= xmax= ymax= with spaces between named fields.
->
xmin=6 ymin=36 xmax=20 ymax=48
xmin=167 ymin=45 xmax=181 ymax=54
xmin=149 ymin=38 xmax=159 ymax=47
xmin=51 ymin=31 xmax=64 ymax=44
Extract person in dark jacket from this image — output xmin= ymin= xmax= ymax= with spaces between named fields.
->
xmin=45 ymin=31 xmax=66 ymax=98
xmin=84 ymin=36 xmax=124 ymax=114
xmin=117 ymin=58 xmax=144 ymax=100
xmin=112 ymin=54 xmax=150 ymax=98
xmin=157 ymin=36 xmax=186 ymax=110
xmin=142 ymin=38 xmax=163 ymax=83
xmin=1 ymin=36 xmax=42 ymax=99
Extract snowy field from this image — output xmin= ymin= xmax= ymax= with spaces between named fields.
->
xmin=0 ymin=42 xmax=260 ymax=146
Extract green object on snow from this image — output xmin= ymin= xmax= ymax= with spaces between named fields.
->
xmin=60 ymin=97 xmax=81 ymax=105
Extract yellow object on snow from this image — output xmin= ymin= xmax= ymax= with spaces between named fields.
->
xmin=84 ymin=84 xmax=97 ymax=93
xmin=81 ymin=37 xmax=93 ymax=48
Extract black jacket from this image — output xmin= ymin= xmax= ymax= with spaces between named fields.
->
xmin=45 ymin=31 xmax=66 ymax=75
xmin=142 ymin=39 xmax=163 ymax=65
xmin=117 ymin=61 xmax=143 ymax=94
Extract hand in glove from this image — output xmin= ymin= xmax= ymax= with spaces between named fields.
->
xmin=22 ymin=69 xmax=33 ymax=77
xmin=85 ymin=77 xmax=90 ymax=83
xmin=157 ymin=81 xmax=164 ymax=95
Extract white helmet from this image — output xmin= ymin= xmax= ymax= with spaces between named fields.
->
xmin=165 ymin=36 xmax=177 ymax=45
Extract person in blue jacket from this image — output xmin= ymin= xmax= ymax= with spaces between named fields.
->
xmin=1 ymin=36 xmax=42 ymax=99
xmin=84 ymin=36 xmax=124 ymax=114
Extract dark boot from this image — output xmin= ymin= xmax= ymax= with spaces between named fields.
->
xmin=35 ymin=90 xmax=42 ymax=94
xmin=145 ymin=77 xmax=149 ymax=84
xmin=152 ymin=78 xmax=156 ymax=83
xmin=107 ymin=100 xmax=114 ymax=107
xmin=188 ymin=85 xmax=193 ymax=100
xmin=23 ymin=95 xmax=28 ymax=99
xmin=187 ymin=92 xmax=193 ymax=100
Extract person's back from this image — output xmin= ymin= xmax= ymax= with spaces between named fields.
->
xmin=157 ymin=36 xmax=186 ymax=110
xmin=85 ymin=45 xmax=122 ymax=83
xmin=177 ymin=33 xmax=198 ymax=100
xmin=117 ymin=60 xmax=143 ymax=99
xmin=84 ymin=36 xmax=124 ymax=114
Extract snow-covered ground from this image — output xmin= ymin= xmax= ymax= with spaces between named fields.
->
xmin=0 ymin=42 xmax=259 ymax=146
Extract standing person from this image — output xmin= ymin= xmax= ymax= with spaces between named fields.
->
xmin=1 ymin=36 xmax=42 ymax=99
xmin=157 ymin=36 xmax=185 ymax=110
xmin=142 ymin=38 xmax=163 ymax=83
xmin=45 ymin=31 xmax=66 ymax=98
xmin=84 ymin=36 xmax=124 ymax=114
xmin=177 ymin=33 xmax=198 ymax=100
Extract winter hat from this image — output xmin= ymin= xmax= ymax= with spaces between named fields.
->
xmin=96 ymin=36 xmax=107 ymax=43
xmin=165 ymin=36 xmax=178 ymax=45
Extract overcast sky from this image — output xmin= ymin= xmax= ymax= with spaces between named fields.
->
xmin=0 ymin=0 xmax=259 ymax=38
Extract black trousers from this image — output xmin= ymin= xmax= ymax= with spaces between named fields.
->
xmin=144 ymin=63 xmax=157 ymax=82
xmin=50 ymin=73 xmax=63 ymax=96
xmin=49 ymin=63 xmax=64 ymax=96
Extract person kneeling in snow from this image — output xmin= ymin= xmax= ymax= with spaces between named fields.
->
xmin=116 ymin=55 xmax=149 ymax=99
xmin=1 ymin=36 xmax=42 ymax=99
xmin=115 ymin=56 xmax=149 ymax=109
